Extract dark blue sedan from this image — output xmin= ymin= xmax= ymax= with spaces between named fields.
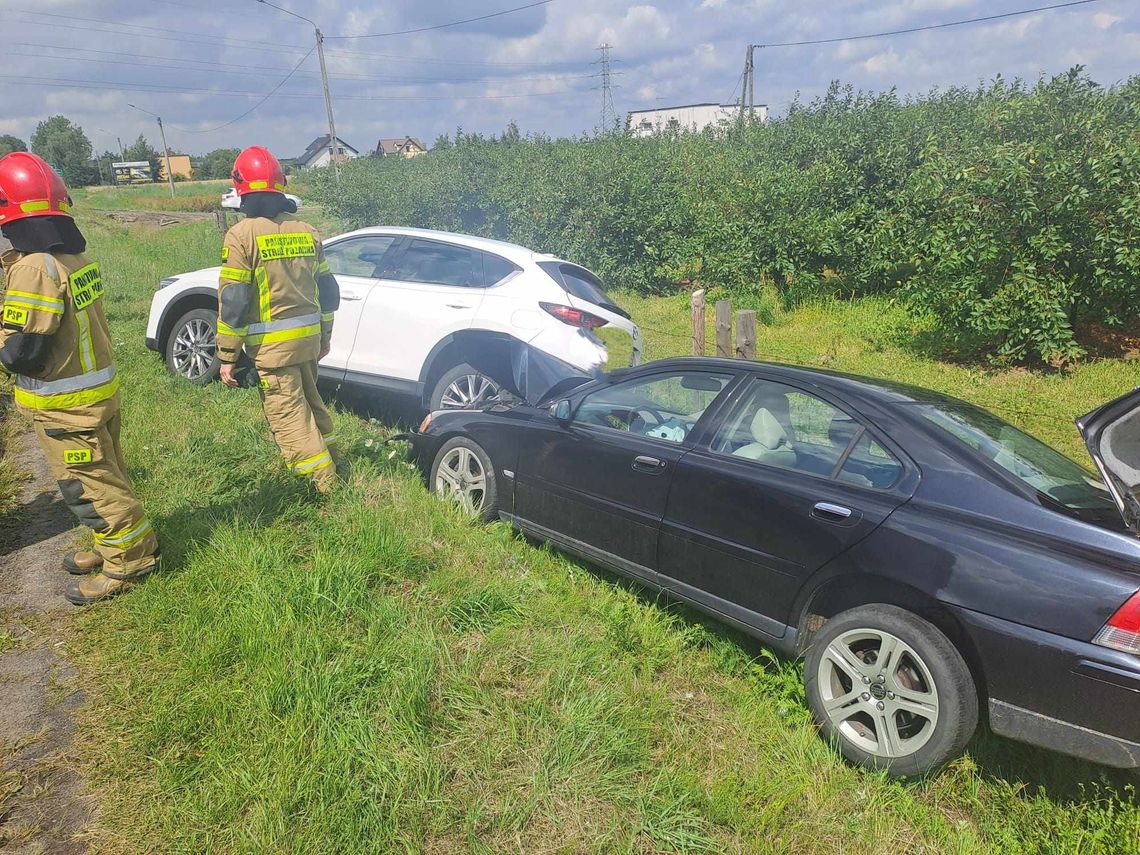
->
xmin=407 ymin=357 xmax=1140 ymax=776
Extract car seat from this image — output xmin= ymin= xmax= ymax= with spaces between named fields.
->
xmin=733 ymin=408 xmax=797 ymax=467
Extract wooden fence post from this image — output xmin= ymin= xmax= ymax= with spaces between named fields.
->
xmin=715 ymin=299 xmax=732 ymax=358
xmin=690 ymin=288 xmax=706 ymax=356
xmin=735 ymin=309 xmax=757 ymax=360
xmin=214 ymin=209 xmax=228 ymax=235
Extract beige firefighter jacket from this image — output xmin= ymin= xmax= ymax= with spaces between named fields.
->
xmin=216 ymin=214 xmax=337 ymax=369
xmin=0 ymin=248 xmax=120 ymax=430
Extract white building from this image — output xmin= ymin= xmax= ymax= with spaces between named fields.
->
xmin=627 ymin=102 xmax=769 ymax=137
xmin=296 ymin=135 xmax=361 ymax=170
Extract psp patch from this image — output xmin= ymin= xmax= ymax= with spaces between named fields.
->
xmin=69 ymin=263 xmax=105 ymax=311
xmin=63 ymin=449 xmax=93 ymax=465
xmin=2 ymin=305 xmax=29 ymax=327
xmin=256 ymin=232 xmax=316 ymax=261
xmin=221 ymin=245 xmax=230 ymax=261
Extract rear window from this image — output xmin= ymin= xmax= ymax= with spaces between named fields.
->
xmin=538 ymin=261 xmax=627 ymax=316
xmin=915 ymin=402 xmax=1114 ymax=513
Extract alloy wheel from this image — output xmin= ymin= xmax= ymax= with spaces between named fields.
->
xmin=440 ymin=373 xmax=499 ymax=410
xmin=171 ymin=318 xmax=217 ymax=381
xmin=816 ymin=627 xmax=940 ymax=760
xmin=434 ymin=446 xmax=488 ymax=514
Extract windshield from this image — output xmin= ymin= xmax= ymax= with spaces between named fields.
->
xmin=915 ymin=403 xmax=1115 ymax=512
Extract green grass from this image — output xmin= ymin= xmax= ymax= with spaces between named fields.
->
xmin=13 ymin=219 xmax=1136 ymax=852
xmin=78 ymin=180 xmax=231 ymax=213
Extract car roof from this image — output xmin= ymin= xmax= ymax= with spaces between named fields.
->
xmin=332 ymin=226 xmax=557 ymax=266
xmin=629 ymin=356 xmax=971 ymax=407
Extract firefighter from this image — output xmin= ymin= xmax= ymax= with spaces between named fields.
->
xmin=217 ymin=146 xmax=341 ymax=492
xmin=0 ymin=152 xmax=159 ymax=605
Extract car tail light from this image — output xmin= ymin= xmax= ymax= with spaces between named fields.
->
xmin=1093 ymin=591 xmax=1140 ymax=654
xmin=539 ymin=302 xmax=608 ymax=329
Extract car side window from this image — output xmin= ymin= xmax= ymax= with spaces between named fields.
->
xmin=390 ymin=239 xmax=481 ymax=288
xmin=574 ymin=371 xmax=734 ymax=443
xmin=710 ymin=378 xmax=897 ymax=485
xmin=323 ymin=236 xmax=396 ymax=278
xmin=482 ymin=252 xmax=521 ymax=287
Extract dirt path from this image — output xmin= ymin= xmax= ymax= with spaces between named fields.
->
xmin=0 ymin=422 xmax=92 ymax=854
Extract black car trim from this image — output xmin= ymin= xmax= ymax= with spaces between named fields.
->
xmin=504 ymin=513 xmax=657 ymax=587
xmin=988 ymin=699 xmax=1140 ymax=769
xmin=660 ymin=574 xmax=794 ymax=646
xmin=658 ymin=517 xmax=802 ymax=579
xmin=1071 ymin=659 xmax=1140 ymax=693
xmin=505 ymin=512 xmax=797 ymax=651
xmin=341 ymin=369 xmax=421 ymax=397
xmin=524 ymin=472 xmax=668 ymax=530
xmin=145 ymin=336 xmax=159 ymax=353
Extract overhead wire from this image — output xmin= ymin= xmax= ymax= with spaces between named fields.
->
xmin=754 ymin=0 xmax=1105 ymax=48
xmin=5 ymin=44 xmax=595 ymax=86
xmin=325 ymin=0 xmax=556 ymax=40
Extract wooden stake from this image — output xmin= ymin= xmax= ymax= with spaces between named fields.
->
xmin=715 ymin=299 xmax=732 ymax=357
xmin=736 ymin=310 xmax=757 ymax=360
xmin=691 ymin=288 xmax=706 ymax=356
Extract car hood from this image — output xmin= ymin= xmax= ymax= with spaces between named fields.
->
xmin=1077 ymin=387 xmax=1140 ymax=535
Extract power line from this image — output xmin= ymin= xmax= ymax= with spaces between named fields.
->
xmin=0 ymin=74 xmax=590 ymax=103
xmin=754 ymin=0 xmax=1105 ymax=48
xmin=4 ymin=43 xmax=597 ymax=86
xmin=176 ymin=45 xmax=316 ymax=134
xmin=0 ymin=13 xmax=306 ymax=56
xmin=3 ymin=7 xmax=307 ymax=50
xmin=325 ymin=0 xmax=556 ymax=40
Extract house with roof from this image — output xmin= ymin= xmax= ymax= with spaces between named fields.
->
xmin=296 ymin=135 xmax=360 ymax=170
xmin=376 ymin=137 xmax=428 ymax=159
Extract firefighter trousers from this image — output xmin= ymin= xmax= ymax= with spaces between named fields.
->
xmin=257 ymin=360 xmax=339 ymax=492
xmin=34 ymin=410 xmax=159 ymax=577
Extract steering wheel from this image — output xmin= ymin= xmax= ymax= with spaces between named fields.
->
xmin=634 ymin=406 xmax=668 ymax=427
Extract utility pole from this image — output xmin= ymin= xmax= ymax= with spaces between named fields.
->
xmin=741 ymin=44 xmax=755 ymax=122
xmin=156 ymin=116 xmax=176 ymax=199
xmin=255 ymin=1 xmax=340 ymax=184
xmin=128 ymin=103 xmax=176 ymax=197
xmin=315 ymin=27 xmax=340 ymax=182
xmin=595 ymin=43 xmax=618 ymax=132
xmin=116 ymin=137 xmax=125 ymax=163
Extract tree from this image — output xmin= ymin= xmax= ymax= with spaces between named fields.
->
xmin=123 ymin=134 xmax=161 ymax=180
xmin=196 ymin=147 xmax=241 ymax=180
xmin=0 ymin=134 xmax=26 ymax=156
xmin=30 ymin=116 xmax=96 ymax=186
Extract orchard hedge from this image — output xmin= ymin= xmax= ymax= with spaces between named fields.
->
xmin=309 ymin=69 xmax=1140 ymax=365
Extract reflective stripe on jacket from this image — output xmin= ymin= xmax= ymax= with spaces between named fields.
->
xmin=216 ymin=215 xmax=338 ymax=370
xmin=0 ymin=249 xmax=119 ymax=417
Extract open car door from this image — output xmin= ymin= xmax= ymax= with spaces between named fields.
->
xmin=1077 ymin=387 xmax=1140 ymax=535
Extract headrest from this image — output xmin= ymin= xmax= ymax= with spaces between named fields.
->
xmin=750 ymin=408 xmax=787 ymax=450
xmin=829 ymin=415 xmax=860 ymax=448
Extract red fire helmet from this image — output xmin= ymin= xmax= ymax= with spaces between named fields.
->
xmin=0 ymin=152 xmax=73 ymax=225
xmin=231 ymin=145 xmax=287 ymax=196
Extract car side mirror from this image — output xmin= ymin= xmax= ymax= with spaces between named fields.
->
xmin=552 ymin=399 xmax=572 ymax=423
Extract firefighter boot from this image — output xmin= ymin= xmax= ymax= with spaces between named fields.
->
xmin=65 ymin=560 xmax=158 ymax=606
xmin=62 ymin=550 xmax=103 ymax=575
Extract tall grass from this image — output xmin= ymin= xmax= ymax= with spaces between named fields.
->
xmin=18 ymin=218 xmax=1136 ymax=853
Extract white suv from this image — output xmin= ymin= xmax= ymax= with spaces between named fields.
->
xmin=145 ymin=227 xmax=642 ymax=409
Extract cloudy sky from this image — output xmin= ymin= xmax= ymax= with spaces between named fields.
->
xmin=1 ymin=0 xmax=1136 ymax=159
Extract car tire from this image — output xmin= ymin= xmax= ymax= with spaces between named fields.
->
xmin=429 ymin=363 xmax=502 ymax=411
xmin=165 ymin=308 xmax=220 ymax=386
xmin=429 ymin=436 xmax=499 ymax=522
xmin=804 ymin=604 xmax=978 ymax=778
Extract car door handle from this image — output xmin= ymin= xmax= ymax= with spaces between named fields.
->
xmin=632 ymin=455 xmax=666 ymax=473
xmin=812 ymin=502 xmax=858 ymax=523
xmin=341 ymin=291 xmax=363 ymax=301
xmin=445 ymin=303 xmax=472 ymax=309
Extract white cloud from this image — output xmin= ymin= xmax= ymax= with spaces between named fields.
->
xmin=1094 ymin=11 xmax=1123 ymax=29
